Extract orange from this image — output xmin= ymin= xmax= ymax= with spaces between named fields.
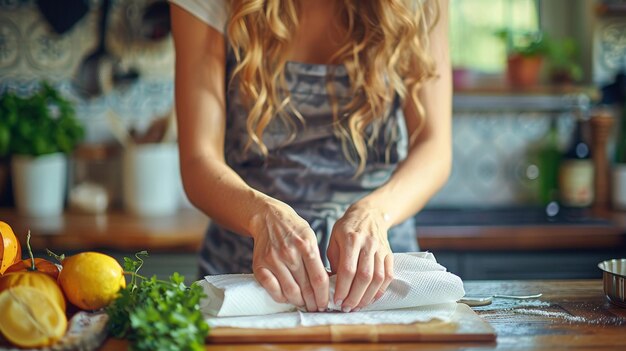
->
xmin=5 ymin=257 xmax=61 ymax=280
xmin=0 ymin=286 xmax=67 ymax=348
xmin=0 ymin=221 xmax=20 ymax=274
xmin=58 ymin=251 xmax=126 ymax=310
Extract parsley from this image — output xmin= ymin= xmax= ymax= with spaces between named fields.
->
xmin=106 ymin=251 xmax=209 ymax=351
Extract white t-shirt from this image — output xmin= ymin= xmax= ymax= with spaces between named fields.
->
xmin=169 ymin=0 xmax=429 ymax=36
xmin=169 ymin=0 xmax=229 ymax=34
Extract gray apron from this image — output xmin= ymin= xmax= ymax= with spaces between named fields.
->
xmin=199 ymin=58 xmax=418 ymax=276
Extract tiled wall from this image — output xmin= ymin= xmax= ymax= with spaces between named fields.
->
xmin=430 ymin=112 xmax=575 ymax=207
xmin=593 ymin=15 xmax=626 ymax=85
xmin=0 ymin=0 xmax=174 ymax=142
xmin=0 ymin=0 xmax=590 ymax=208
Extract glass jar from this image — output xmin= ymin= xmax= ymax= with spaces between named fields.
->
xmin=68 ymin=143 xmax=122 ymax=214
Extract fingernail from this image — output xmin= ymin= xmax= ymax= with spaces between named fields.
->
xmin=318 ymin=308 xmax=325 ymax=312
xmin=335 ymin=299 xmax=343 ymax=306
xmin=353 ymin=307 xmax=361 ymax=312
xmin=342 ymin=306 xmax=352 ymax=313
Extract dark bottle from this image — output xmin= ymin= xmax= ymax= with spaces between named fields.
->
xmin=615 ymin=79 xmax=626 ymax=164
xmin=614 ymin=101 xmax=626 ymax=164
xmin=537 ymin=118 xmax=561 ymax=205
xmin=558 ymin=118 xmax=594 ymax=207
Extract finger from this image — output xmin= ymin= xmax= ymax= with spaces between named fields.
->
xmin=342 ymin=248 xmax=374 ymax=312
xmin=273 ymin=263 xmax=305 ymax=307
xmin=333 ymin=242 xmax=359 ymax=309
xmin=326 ymin=239 xmax=339 ymax=274
xmin=301 ymin=244 xmax=330 ymax=311
xmin=375 ymin=253 xmax=395 ymax=301
xmin=356 ymin=253 xmax=385 ymax=309
xmin=290 ymin=258 xmax=318 ymax=312
xmin=254 ymin=267 xmax=287 ymax=304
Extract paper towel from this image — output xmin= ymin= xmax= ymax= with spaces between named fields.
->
xmin=198 ymin=252 xmax=465 ymax=328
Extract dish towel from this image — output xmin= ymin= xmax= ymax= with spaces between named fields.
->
xmin=198 ymin=252 xmax=465 ymax=328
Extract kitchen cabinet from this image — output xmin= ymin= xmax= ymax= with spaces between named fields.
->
xmin=416 ymin=207 xmax=626 ymax=280
xmin=106 ymin=252 xmax=199 ymax=283
xmin=435 ymin=250 xmax=621 ymax=280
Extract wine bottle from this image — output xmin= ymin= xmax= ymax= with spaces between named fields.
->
xmin=615 ymin=102 xmax=626 ymax=164
xmin=558 ymin=118 xmax=594 ymax=207
xmin=537 ymin=118 xmax=561 ymax=205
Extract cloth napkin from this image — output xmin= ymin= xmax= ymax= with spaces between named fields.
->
xmin=198 ymin=252 xmax=465 ymax=328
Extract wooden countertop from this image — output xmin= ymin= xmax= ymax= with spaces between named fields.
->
xmin=1 ymin=208 xmax=626 ymax=252
xmin=100 ymin=279 xmax=626 ymax=350
xmin=0 ymin=208 xmax=209 ymax=253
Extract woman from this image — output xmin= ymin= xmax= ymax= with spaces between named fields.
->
xmin=170 ymin=0 xmax=451 ymax=314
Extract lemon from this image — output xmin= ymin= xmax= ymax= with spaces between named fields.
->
xmin=0 ymin=271 xmax=66 ymax=311
xmin=58 ymin=252 xmax=126 ymax=311
xmin=0 ymin=286 xmax=67 ymax=348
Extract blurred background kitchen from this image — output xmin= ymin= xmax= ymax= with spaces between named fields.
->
xmin=0 ymin=0 xmax=625 ymax=282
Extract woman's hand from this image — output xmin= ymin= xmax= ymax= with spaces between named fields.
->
xmin=250 ymin=199 xmax=330 ymax=312
xmin=327 ymin=204 xmax=394 ymax=312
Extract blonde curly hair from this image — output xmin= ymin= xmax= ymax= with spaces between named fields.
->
xmin=227 ymin=0 xmax=439 ymax=175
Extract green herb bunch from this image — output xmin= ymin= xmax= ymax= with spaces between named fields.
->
xmin=0 ymin=82 xmax=84 ymax=157
xmin=106 ymin=251 xmax=209 ymax=351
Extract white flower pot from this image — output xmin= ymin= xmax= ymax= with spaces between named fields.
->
xmin=11 ymin=153 xmax=67 ymax=217
xmin=123 ymin=143 xmax=179 ymax=216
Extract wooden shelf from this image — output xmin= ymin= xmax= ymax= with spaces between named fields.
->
xmin=596 ymin=3 xmax=626 ymax=17
xmin=454 ymin=82 xmax=598 ymax=97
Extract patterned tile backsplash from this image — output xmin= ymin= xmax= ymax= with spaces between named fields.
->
xmin=0 ymin=1 xmax=588 ymax=208
xmin=594 ymin=18 xmax=626 ymax=85
xmin=430 ymin=111 xmax=575 ymax=207
xmin=0 ymin=0 xmax=174 ymax=142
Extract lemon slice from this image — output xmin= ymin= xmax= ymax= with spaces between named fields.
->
xmin=0 ymin=286 xmax=67 ymax=348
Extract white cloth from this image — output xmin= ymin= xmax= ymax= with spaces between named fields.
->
xmin=198 ymin=252 xmax=465 ymax=329
xmin=169 ymin=0 xmax=229 ymax=34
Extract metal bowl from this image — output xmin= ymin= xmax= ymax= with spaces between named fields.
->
xmin=598 ymin=259 xmax=626 ymax=308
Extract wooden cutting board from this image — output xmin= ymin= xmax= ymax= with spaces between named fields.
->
xmin=206 ymin=303 xmax=496 ymax=343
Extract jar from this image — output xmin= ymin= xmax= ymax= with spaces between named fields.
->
xmin=69 ymin=143 xmax=122 ymax=214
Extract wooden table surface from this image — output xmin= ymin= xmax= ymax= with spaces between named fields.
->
xmin=100 ymin=280 xmax=626 ymax=350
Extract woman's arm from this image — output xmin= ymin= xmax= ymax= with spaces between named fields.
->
xmin=328 ymin=0 xmax=451 ymax=312
xmin=357 ymin=0 xmax=452 ymax=225
xmin=171 ymin=4 xmax=329 ymax=312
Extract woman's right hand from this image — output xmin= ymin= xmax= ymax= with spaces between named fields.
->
xmin=250 ymin=199 xmax=330 ymax=312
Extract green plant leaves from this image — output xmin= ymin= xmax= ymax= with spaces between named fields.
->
xmin=107 ymin=252 xmax=209 ymax=351
xmin=496 ymin=29 xmax=548 ymax=57
xmin=0 ymin=82 xmax=84 ymax=157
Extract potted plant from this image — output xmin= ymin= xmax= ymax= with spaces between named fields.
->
xmin=497 ymin=30 xmax=549 ymax=88
xmin=0 ymin=83 xmax=84 ymax=216
xmin=545 ymin=37 xmax=583 ymax=85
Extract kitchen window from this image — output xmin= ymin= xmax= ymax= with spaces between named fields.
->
xmin=450 ymin=0 xmax=541 ymax=73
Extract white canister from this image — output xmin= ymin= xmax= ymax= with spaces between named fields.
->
xmin=11 ymin=153 xmax=68 ymax=217
xmin=612 ymin=164 xmax=626 ymax=210
xmin=123 ymin=143 xmax=179 ymax=216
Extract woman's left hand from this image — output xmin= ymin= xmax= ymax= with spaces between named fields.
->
xmin=327 ymin=204 xmax=394 ymax=312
